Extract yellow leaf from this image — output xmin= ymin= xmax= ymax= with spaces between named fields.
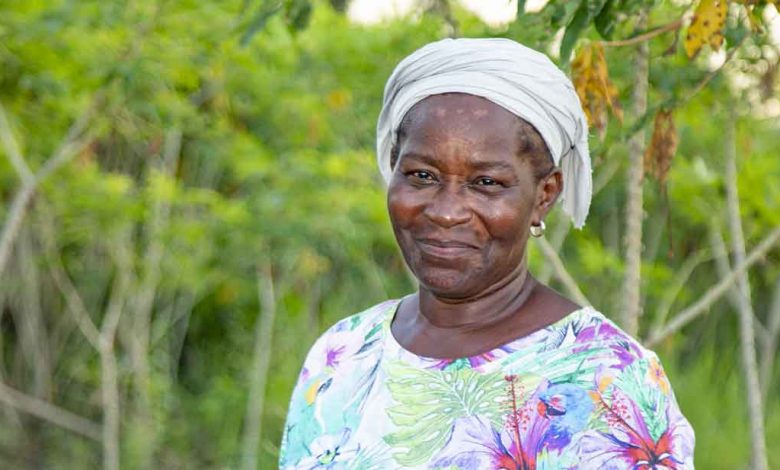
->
xmin=684 ymin=0 xmax=728 ymax=58
xmin=571 ymin=43 xmax=622 ymax=139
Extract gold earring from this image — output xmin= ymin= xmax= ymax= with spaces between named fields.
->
xmin=530 ymin=221 xmax=545 ymax=238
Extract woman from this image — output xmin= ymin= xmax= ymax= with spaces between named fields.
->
xmin=280 ymin=38 xmax=695 ymax=469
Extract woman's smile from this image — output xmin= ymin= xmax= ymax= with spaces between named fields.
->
xmin=386 ymin=93 xmax=545 ymax=297
xmin=415 ymin=237 xmax=480 ymax=259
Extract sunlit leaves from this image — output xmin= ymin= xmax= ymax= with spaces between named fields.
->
xmin=325 ymin=89 xmax=352 ymax=111
xmin=571 ymin=42 xmax=623 ymax=138
xmin=296 ymin=246 xmax=331 ymax=279
xmin=684 ymin=0 xmax=728 ymax=58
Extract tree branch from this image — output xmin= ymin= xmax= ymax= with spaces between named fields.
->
xmin=0 ymin=100 xmax=97 ymax=278
xmin=17 ymin=230 xmax=52 ymax=398
xmin=0 ymin=380 xmax=101 ymax=441
xmin=38 ymin=204 xmax=101 ymax=350
xmin=601 ymin=18 xmax=683 ymax=48
xmin=645 ymin=226 xmax=780 ymax=348
xmin=537 ymin=156 xmax=618 ymax=285
xmin=679 ymin=35 xmax=747 ymax=107
xmin=0 ymin=103 xmax=33 ymax=183
xmin=709 ymin=221 xmax=769 ymax=346
xmin=760 ymin=278 xmax=780 ymax=399
xmin=651 ymin=250 xmax=711 ymax=342
xmin=535 ymin=236 xmax=590 ymax=307
xmin=101 ymin=229 xmax=134 ymax=344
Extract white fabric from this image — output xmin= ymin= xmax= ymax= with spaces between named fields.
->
xmin=376 ymin=38 xmax=592 ymax=228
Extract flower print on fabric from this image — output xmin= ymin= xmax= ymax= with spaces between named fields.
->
xmin=573 ymin=320 xmax=645 ymax=372
xmin=578 ymin=358 xmax=694 ymax=469
xmin=427 ymin=343 xmax=523 ymax=370
xmin=295 ymin=428 xmax=360 ymax=469
xmin=429 ymin=378 xmax=592 ymax=469
xmin=280 ymin=300 xmax=695 ymax=469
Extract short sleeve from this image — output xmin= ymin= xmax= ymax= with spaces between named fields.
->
xmin=277 ymin=306 xmax=386 ymax=468
xmin=278 ymin=333 xmax=330 ymax=468
xmin=576 ymin=352 xmax=696 ymax=469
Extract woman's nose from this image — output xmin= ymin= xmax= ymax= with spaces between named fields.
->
xmin=422 ymin=185 xmax=472 ymax=228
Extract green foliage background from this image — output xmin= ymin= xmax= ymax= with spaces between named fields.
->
xmin=0 ymin=0 xmax=778 ymax=468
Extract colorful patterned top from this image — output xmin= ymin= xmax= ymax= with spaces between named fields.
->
xmin=280 ymin=299 xmax=695 ymax=469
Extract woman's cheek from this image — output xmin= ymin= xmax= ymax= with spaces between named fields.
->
xmin=387 ymin=187 xmax=421 ymax=229
xmin=479 ymin=200 xmax=527 ymax=237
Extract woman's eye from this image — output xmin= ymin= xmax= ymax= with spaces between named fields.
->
xmin=475 ymin=177 xmax=499 ymax=186
xmin=409 ymin=170 xmax=435 ymax=182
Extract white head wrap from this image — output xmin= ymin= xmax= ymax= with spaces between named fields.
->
xmin=376 ymin=38 xmax=592 ymax=228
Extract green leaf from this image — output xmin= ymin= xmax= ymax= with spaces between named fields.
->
xmin=517 ymin=0 xmax=527 ymax=18
xmin=560 ymin=0 xmax=609 ymax=66
xmin=382 ymin=360 xmax=515 ymax=466
xmin=285 ymin=0 xmax=313 ymax=32
xmin=594 ymin=0 xmax=616 ymax=39
xmin=560 ymin=1 xmax=589 ymax=66
xmin=240 ymin=1 xmax=283 ymax=46
xmin=329 ymin=0 xmax=349 ymax=13
xmin=615 ymin=358 xmax=668 ymax=442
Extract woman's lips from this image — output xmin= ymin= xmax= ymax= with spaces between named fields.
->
xmin=416 ymin=238 xmax=478 ymax=258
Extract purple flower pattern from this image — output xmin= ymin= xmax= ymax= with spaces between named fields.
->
xmin=280 ymin=300 xmax=695 ymax=469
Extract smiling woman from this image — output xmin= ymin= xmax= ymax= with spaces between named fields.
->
xmin=279 ymin=38 xmax=695 ymax=469
xmin=387 ymin=94 xmax=576 ymax=359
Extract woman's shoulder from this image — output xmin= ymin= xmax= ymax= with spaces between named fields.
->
xmin=536 ymin=305 xmax=660 ymax=368
xmin=565 ymin=307 xmax=644 ymax=345
xmin=301 ymin=299 xmax=399 ymax=364
xmin=319 ymin=298 xmax=398 ymax=340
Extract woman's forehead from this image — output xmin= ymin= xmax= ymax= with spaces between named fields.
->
xmin=402 ymin=93 xmax=518 ymax=126
xmin=399 ymin=95 xmax=522 ymax=151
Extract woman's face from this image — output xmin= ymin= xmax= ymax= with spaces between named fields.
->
xmin=387 ymin=94 xmax=560 ymax=299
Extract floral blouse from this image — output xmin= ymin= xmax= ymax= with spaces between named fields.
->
xmin=280 ymin=299 xmax=695 ymax=469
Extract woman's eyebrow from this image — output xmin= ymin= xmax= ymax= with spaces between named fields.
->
xmin=401 ymin=153 xmax=515 ymax=172
xmin=469 ymin=160 xmax=515 ymax=172
xmin=399 ymin=152 xmax=439 ymax=166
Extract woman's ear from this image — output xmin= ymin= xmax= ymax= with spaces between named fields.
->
xmin=534 ymin=167 xmax=563 ymax=222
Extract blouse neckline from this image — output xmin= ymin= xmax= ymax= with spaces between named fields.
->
xmin=381 ymin=295 xmax=593 ymax=371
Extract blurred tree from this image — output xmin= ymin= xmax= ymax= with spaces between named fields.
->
xmin=0 ymin=0 xmax=778 ymax=468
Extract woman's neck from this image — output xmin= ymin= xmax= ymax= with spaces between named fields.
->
xmin=416 ymin=261 xmax=536 ymax=331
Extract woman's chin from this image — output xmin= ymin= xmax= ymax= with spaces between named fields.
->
xmin=416 ymin=268 xmax=476 ymax=299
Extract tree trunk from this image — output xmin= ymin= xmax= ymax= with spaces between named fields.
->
xmin=620 ymin=12 xmax=649 ymax=337
xmin=100 ymin=346 xmax=120 ymax=470
xmin=723 ymin=110 xmax=768 ymax=470
xmin=241 ymin=260 xmax=278 ymax=470
xmin=17 ymin=230 xmax=52 ymax=400
xmin=99 ymin=229 xmax=133 ymax=470
xmin=129 ymin=128 xmax=181 ymax=467
xmin=759 ymin=278 xmax=780 ymax=400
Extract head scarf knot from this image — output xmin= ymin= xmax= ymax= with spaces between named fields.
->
xmin=376 ymin=38 xmax=592 ymax=228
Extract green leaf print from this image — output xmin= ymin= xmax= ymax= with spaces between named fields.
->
xmin=382 ymin=360 xmax=536 ymax=466
xmin=345 ymin=446 xmax=393 ymax=470
xmin=616 ymin=358 xmax=668 ymax=442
